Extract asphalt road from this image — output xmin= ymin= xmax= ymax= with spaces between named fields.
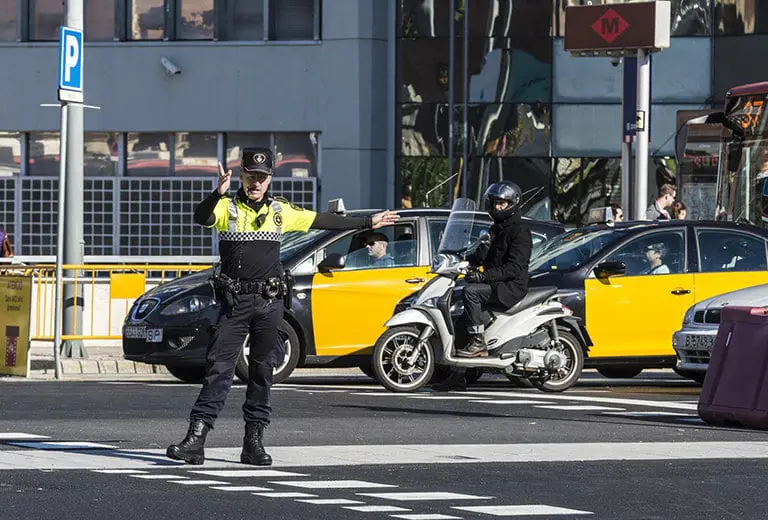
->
xmin=2 ymin=371 xmax=767 ymax=520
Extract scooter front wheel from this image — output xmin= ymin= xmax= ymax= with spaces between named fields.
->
xmin=373 ymin=325 xmax=435 ymax=393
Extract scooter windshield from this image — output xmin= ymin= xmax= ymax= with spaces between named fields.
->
xmin=438 ymin=197 xmax=477 ymax=255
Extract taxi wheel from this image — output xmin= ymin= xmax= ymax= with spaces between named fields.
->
xmin=235 ymin=320 xmax=301 ymax=385
xmin=531 ymin=328 xmax=584 ymax=393
xmin=373 ymin=325 xmax=435 ymax=393
xmin=166 ymin=365 xmax=206 ymax=384
xmin=597 ymin=367 xmax=643 ymax=379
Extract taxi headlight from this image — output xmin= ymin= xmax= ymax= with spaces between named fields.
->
xmin=161 ymin=295 xmax=216 ymax=315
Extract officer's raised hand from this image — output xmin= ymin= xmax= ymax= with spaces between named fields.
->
xmin=371 ymin=210 xmax=400 ymax=229
xmin=217 ymin=161 xmax=232 ymax=195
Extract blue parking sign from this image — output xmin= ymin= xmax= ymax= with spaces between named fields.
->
xmin=58 ymin=26 xmax=83 ymax=102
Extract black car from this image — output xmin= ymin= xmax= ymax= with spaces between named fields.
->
xmin=122 ymin=207 xmax=565 ymax=383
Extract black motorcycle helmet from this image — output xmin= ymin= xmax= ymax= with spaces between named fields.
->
xmin=483 ymin=181 xmax=522 ymax=222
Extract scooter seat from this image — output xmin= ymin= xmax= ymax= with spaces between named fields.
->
xmin=487 ymin=286 xmax=558 ymax=316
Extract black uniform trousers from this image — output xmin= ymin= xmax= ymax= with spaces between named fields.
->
xmin=190 ymin=293 xmax=284 ymax=428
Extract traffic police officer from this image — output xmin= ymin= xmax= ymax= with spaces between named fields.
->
xmin=167 ymin=147 xmax=399 ymax=466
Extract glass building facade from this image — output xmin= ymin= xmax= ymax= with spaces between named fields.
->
xmin=396 ymin=0 xmax=768 ymax=224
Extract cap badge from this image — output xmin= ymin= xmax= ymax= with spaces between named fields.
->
xmin=254 ymin=152 xmax=266 ymax=164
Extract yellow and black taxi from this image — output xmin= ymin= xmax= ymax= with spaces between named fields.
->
xmin=522 ymin=219 xmax=768 ymax=378
xmin=122 ymin=205 xmax=565 ymax=383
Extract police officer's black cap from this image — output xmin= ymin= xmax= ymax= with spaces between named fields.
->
xmin=241 ymin=147 xmax=273 ymax=174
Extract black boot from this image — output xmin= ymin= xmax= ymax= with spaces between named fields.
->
xmin=240 ymin=422 xmax=272 ymax=466
xmin=456 ymin=334 xmax=487 ymax=358
xmin=166 ymin=419 xmax=210 ymax=465
xmin=431 ymin=369 xmax=467 ymax=392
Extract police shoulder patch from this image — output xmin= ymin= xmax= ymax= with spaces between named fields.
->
xmin=273 ymin=212 xmax=283 ymax=226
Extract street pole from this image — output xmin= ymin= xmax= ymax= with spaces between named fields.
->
xmin=461 ymin=2 xmax=469 ymax=200
xmin=52 ymin=103 xmax=69 ymax=380
xmin=61 ymin=0 xmax=86 ymax=358
xmin=447 ymin=0 xmax=455 ymax=207
xmin=621 ymin=141 xmax=631 ymax=217
xmin=633 ymin=48 xmax=651 ymax=220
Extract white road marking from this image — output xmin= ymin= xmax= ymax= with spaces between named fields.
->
xmin=92 ymin=469 xmax=148 ymax=474
xmin=5 ymin=441 xmax=768 ymax=470
xmin=296 ymin=499 xmax=366 ymax=505
xmin=391 ymin=515 xmax=462 ymax=520
xmin=602 ymin=411 xmax=695 ymax=418
xmin=406 ymin=396 xmax=482 ymax=401
xmin=469 ymin=400 xmax=555 ymax=405
xmin=461 ymin=390 xmax=698 ymax=411
xmin=210 ymin=486 xmax=272 ymax=492
xmin=168 ymin=480 xmax=229 ymax=485
xmin=359 ymin=492 xmax=492 ymax=501
xmin=131 ymin=474 xmax=188 ymax=480
xmin=189 ymin=470 xmax=307 ymax=477
xmin=536 ymin=405 xmax=625 ymax=412
xmin=8 ymin=441 xmax=117 ymax=449
xmin=344 ymin=505 xmax=411 ymax=513
xmin=252 ymin=492 xmax=317 ymax=498
xmin=273 ymin=480 xmax=398 ymax=489
xmin=452 ymin=504 xmax=593 ymax=516
xmin=0 ymin=433 xmax=50 ymax=440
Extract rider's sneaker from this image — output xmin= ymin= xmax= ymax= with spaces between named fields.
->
xmin=456 ymin=334 xmax=487 ymax=358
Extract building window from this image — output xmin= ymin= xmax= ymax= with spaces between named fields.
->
xmin=177 ymin=0 xmax=214 ymax=40
xmin=715 ymin=0 xmax=768 ymax=34
xmin=28 ymin=132 xmax=60 ymax=176
xmin=85 ymin=133 xmax=119 ymax=176
xmin=221 ymin=0 xmax=264 ymax=40
xmin=268 ymin=0 xmax=319 ymax=40
xmin=0 ymin=5 xmax=16 ymax=41
xmin=274 ymin=133 xmax=318 ymax=178
xmin=174 ymin=133 xmax=218 ymax=176
xmin=29 ymin=0 xmax=66 ymax=41
xmin=85 ymin=0 xmax=117 ymax=40
xmin=0 ymin=133 xmax=21 ymax=177
xmin=128 ymin=0 xmax=166 ymax=40
xmin=127 ymin=132 xmax=171 ymax=176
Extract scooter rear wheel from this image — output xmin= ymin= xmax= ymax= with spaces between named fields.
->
xmin=373 ymin=326 xmax=435 ymax=393
xmin=531 ymin=328 xmax=584 ymax=393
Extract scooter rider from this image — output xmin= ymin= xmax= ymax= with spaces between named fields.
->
xmin=456 ymin=181 xmax=532 ymax=358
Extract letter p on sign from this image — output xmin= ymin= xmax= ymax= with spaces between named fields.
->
xmin=58 ymin=26 xmax=83 ymax=103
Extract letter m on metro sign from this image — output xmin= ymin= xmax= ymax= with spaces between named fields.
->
xmin=592 ymin=9 xmax=629 ymax=44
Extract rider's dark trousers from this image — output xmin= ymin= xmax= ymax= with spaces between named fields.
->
xmin=190 ymin=293 xmax=284 ymax=428
xmin=463 ymin=283 xmax=498 ymax=334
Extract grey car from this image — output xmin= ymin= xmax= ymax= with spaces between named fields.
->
xmin=672 ymin=283 xmax=768 ymax=383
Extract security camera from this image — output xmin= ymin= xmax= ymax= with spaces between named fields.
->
xmin=609 ymin=57 xmax=622 ymax=67
xmin=160 ymin=57 xmax=181 ymax=76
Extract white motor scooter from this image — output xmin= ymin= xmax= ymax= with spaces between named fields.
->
xmin=371 ymin=198 xmax=589 ymax=393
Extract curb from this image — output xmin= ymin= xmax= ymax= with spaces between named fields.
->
xmin=31 ymin=358 xmax=169 ymax=376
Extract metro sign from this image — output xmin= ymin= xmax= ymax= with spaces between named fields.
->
xmin=591 ymin=9 xmax=629 ymax=44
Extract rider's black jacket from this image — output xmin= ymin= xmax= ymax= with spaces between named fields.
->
xmin=469 ymin=212 xmax=532 ymax=308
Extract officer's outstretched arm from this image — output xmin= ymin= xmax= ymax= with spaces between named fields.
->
xmin=310 ymin=210 xmax=399 ymax=231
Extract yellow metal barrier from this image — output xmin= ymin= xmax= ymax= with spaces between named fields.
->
xmin=0 ymin=264 xmax=211 ymax=341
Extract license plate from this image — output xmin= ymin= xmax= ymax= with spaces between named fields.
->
xmin=146 ymin=329 xmax=163 ymax=343
xmin=685 ymin=335 xmax=714 ymax=350
xmin=124 ymin=326 xmax=146 ymax=339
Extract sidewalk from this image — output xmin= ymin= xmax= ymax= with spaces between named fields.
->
xmin=28 ymin=343 xmax=171 ymax=378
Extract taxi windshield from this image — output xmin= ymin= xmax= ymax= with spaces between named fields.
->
xmin=280 ymin=229 xmax=327 ymax=261
xmin=530 ymin=228 xmax=628 ymax=272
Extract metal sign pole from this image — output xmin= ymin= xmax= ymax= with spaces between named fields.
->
xmin=52 ymin=102 xmax=69 ymax=380
xmin=634 ymin=48 xmax=651 ymax=220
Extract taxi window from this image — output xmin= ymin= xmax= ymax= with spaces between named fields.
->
xmin=321 ymin=222 xmax=418 ymax=271
xmin=530 ymin=228 xmax=627 ymax=272
xmin=697 ymin=229 xmax=768 ymax=272
xmin=601 ymin=230 xmax=686 ymax=276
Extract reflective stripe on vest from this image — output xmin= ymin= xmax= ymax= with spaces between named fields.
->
xmin=226 ymin=198 xmax=283 ymax=234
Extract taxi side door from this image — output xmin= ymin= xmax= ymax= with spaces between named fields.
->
xmin=692 ymin=227 xmax=768 ymax=302
xmin=585 ymin=227 xmax=695 ymax=358
xmin=310 ymin=219 xmax=430 ymax=357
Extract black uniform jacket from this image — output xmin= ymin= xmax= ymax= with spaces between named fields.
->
xmin=470 ymin=213 xmax=532 ymax=308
